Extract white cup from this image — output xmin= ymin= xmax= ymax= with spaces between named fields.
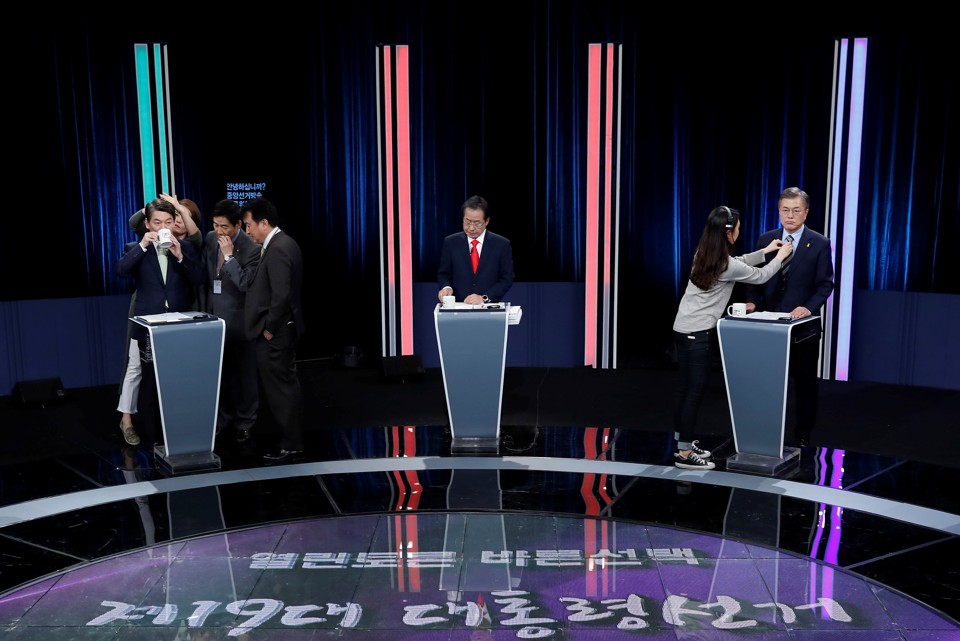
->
xmin=157 ymin=228 xmax=173 ymax=249
xmin=442 ymin=295 xmax=455 ymax=308
xmin=727 ymin=302 xmax=747 ymax=317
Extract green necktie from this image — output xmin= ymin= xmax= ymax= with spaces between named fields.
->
xmin=158 ymin=248 xmax=169 ymax=309
xmin=157 ymin=247 xmax=169 ymax=283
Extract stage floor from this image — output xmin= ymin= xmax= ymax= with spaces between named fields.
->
xmin=0 ymin=364 xmax=958 ymax=637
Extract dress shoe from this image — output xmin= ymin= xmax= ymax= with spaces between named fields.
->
xmin=120 ymin=424 xmax=140 ymax=446
xmin=262 ymin=449 xmax=304 ymax=464
xmin=235 ymin=429 xmax=251 ymax=444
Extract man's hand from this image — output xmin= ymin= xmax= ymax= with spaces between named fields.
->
xmin=217 ymin=234 xmax=235 ymax=258
xmin=745 ymin=302 xmax=756 ymax=313
xmin=463 ymin=294 xmax=485 ymax=305
xmin=789 ymin=306 xmax=812 ymax=319
xmin=140 ymin=231 xmax=159 ymax=250
xmin=438 ymin=286 xmax=453 ymax=302
xmin=167 ymin=234 xmax=183 ymax=260
xmin=263 ymin=329 xmax=274 ymax=341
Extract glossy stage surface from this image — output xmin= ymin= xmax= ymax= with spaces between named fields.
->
xmin=0 ymin=364 xmax=958 ymax=639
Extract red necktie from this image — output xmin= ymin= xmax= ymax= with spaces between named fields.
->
xmin=471 ymin=239 xmax=479 ymax=273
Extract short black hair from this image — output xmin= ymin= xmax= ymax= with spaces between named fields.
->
xmin=779 ymin=187 xmax=810 ymax=209
xmin=212 ymin=199 xmax=242 ymax=226
xmin=460 ymin=195 xmax=490 ymax=219
xmin=144 ymin=198 xmax=177 ymax=221
xmin=241 ymin=197 xmax=280 ymax=227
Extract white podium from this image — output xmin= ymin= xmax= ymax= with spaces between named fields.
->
xmin=717 ymin=314 xmax=820 ymax=476
xmin=132 ymin=313 xmax=225 ymax=474
xmin=434 ymin=303 xmax=520 ymax=454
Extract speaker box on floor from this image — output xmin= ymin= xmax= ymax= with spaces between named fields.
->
xmin=11 ymin=377 xmax=65 ymax=407
xmin=380 ymin=355 xmax=424 ymax=382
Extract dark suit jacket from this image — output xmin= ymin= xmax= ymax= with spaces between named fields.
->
xmin=746 ymin=226 xmax=835 ymax=316
xmin=437 ymin=230 xmax=515 ymax=302
xmin=244 ymin=230 xmax=306 ymax=341
xmin=201 ymin=230 xmax=261 ymax=342
xmin=116 ymin=240 xmax=204 ymax=316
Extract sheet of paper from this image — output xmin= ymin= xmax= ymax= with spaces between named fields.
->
xmin=745 ymin=311 xmax=795 ymax=321
xmin=134 ymin=312 xmax=199 ymax=324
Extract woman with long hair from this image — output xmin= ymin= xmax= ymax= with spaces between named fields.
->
xmin=672 ymin=205 xmax=793 ymax=469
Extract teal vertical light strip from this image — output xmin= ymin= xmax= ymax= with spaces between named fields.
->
xmin=134 ymin=44 xmax=156 ymax=206
xmin=153 ymin=43 xmax=169 ymax=195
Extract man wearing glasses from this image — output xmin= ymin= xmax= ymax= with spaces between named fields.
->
xmin=746 ymin=187 xmax=835 ymax=447
xmin=437 ymin=195 xmax=515 ymax=305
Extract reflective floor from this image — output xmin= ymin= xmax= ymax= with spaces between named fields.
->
xmin=1 ymin=413 xmax=959 ymax=639
xmin=2 ymin=360 xmax=960 ymax=639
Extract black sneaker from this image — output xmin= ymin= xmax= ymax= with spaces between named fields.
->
xmin=689 ymin=440 xmax=712 ymax=459
xmin=262 ymin=449 xmax=304 ymax=464
xmin=674 ymin=452 xmax=715 ymax=470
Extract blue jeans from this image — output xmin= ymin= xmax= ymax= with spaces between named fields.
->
xmin=674 ymin=329 xmax=714 ymax=446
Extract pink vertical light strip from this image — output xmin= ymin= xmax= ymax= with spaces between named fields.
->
xmin=383 ymin=47 xmax=397 ymax=356
xmin=821 ymin=448 xmax=846 ymax=610
xmin=584 ymin=44 xmax=601 ymax=367
xmin=835 ymin=38 xmax=868 ymax=381
xmin=601 ymin=44 xmax=614 ymax=369
xmin=395 ymin=46 xmax=414 ymax=355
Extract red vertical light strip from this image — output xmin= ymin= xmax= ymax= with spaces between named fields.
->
xmin=580 ymin=428 xmax=601 ymax=516
xmin=597 ymin=428 xmax=613 ymax=506
xmin=601 ymin=45 xmax=615 ymax=368
xmin=405 ymin=513 xmax=420 ymax=591
xmin=393 ymin=514 xmax=406 ymax=591
xmin=391 ymin=426 xmax=407 ymax=511
xmin=600 ymin=519 xmax=610 ymax=596
xmin=392 ymin=420 xmax=406 ymax=592
xmin=582 ymin=428 xmax=599 ymax=597
xmin=395 ymin=46 xmax=414 ymax=355
xmin=584 ymin=44 xmax=601 ymax=368
xmin=383 ymin=47 xmax=397 ymax=355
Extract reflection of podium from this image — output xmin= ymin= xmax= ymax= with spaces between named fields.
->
xmin=435 ymin=304 xmax=518 ymax=454
xmin=132 ymin=313 xmax=225 ymax=474
xmin=717 ymin=315 xmax=820 ymax=476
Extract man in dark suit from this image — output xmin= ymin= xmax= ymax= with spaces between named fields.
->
xmin=746 ymin=187 xmax=835 ymax=446
xmin=241 ymin=197 xmax=306 ymax=463
xmin=437 ymin=195 xmax=515 ymax=304
xmin=201 ymin=199 xmax=261 ymax=443
xmin=116 ymin=198 xmax=204 ymax=445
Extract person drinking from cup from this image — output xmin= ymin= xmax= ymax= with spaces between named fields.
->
xmin=115 ymin=198 xmax=204 ymax=446
xmin=670 ymin=205 xmax=793 ymax=469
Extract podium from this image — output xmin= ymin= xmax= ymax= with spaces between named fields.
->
xmin=435 ymin=303 xmax=518 ymax=454
xmin=717 ymin=314 xmax=820 ymax=476
xmin=131 ymin=313 xmax=225 ymax=474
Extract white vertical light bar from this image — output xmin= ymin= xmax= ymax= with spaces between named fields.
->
xmin=611 ymin=44 xmax=623 ymax=370
xmin=162 ymin=44 xmax=176 ymax=198
xmin=152 ymin=44 xmax=169 ymax=196
xmin=821 ymin=39 xmax=842 ymax=381
xmin=835 ymin=39 xmax=868 ymax=381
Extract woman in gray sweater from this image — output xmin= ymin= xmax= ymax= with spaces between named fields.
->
xmin=672 ymin=206 xmax=793 ymax=469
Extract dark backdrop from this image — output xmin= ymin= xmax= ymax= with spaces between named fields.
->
xmin=4 ymin=7 xmax=956 ymax=363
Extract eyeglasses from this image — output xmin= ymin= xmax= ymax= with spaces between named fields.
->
xmin=779 ymin=207 xmax=806 ymax=216
xmin=463 ymin=218 xmax=486 ymax=229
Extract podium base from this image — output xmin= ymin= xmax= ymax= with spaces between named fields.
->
xmin=154 ymin=445 xmax=221 ymax=476
xmin=725 ymin=447 xmax=801 ymax=477
xmin=451 ymin=436 xmax=499 ymax=456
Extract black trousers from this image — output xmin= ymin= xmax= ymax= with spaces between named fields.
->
xmin=788 ymin=328 xmax=821 ymax=439
xmin=255 ymin=324 xmax=304 ymax=451
xmin=217 ymin=339 xmax=259 ymax=433
xmin=673 ymin=329 xmax=714 ymax=445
